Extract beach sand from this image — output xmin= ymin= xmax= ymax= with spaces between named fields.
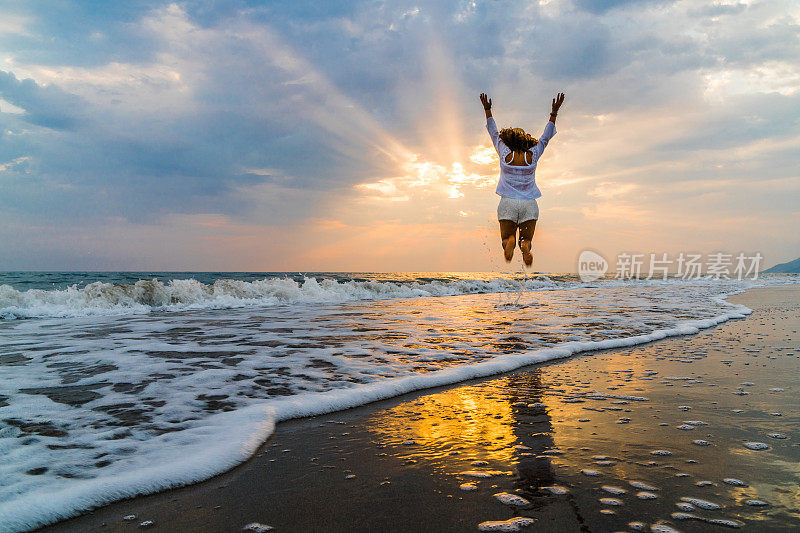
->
xmin=43 ymin=286 xmax=800 ymax=532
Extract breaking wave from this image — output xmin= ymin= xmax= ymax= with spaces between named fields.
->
xmin=0 ymin=276 xmax=562 ymax=319
xmin=2 ymin=274 xmax=795 ymax=320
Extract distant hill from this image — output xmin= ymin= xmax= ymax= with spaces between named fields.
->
xmin=764 ymin=257 xmax=800 ymax=273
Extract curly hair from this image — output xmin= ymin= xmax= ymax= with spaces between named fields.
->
xmin=499 ymin=127 xmax=538 ymax=152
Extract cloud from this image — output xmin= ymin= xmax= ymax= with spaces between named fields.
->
xmin=0 ymin=70 xmax=84 ymax=129
xmin=0 ymin=0 xmax=798 ymax=270
xmin=572 ymin=0 xmax=673 ymax=15
xmin=356 ymin=147 xmax=496 ymax=202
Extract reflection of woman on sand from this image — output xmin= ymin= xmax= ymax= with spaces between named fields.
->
xmin=480 ymin=92 xmax=565 ymax=267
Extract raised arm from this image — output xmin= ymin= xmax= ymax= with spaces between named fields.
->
xmin=480 ymin=92 xmax=502 ymax=153
xmin=549 ymin=92 xmax=565 ymax=125
xmin=535 ymin=92 xmax=564 ymax=159
xmin=480 ymin=92 xmax=492 ymax=119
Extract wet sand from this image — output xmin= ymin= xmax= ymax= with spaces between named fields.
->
xmin=43 ymin=286 xmax=800 ymax=532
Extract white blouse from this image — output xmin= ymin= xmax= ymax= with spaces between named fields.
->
xmin=486 ymin=116 xmax=556 ymax=200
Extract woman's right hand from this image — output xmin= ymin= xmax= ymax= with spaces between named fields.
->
xmin=552 ymin=92 xmax=565 ymax=113
xmin=480 ymin=93 xmax=492 ymax=110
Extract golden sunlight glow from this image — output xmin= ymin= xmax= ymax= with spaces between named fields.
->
xmin=469 ymin=145 xmax=496 ymax=165
xmin=421 ymin=35 xmax=465 ymax=164
xmin=356 ymin=154 xmax=495 ymax=201
xmin=356 ymin=179 xmax=410 ymax=202
xmin=356 ymin=144 xmax=499 ymax=201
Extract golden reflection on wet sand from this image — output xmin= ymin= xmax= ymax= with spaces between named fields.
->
xmin=366 ymin=380 xmax=522 ymax=464
xmin=365 ymin=370 xmax=567 ymax=489
xmin=359 ymin=315 xmax=800 ymax=529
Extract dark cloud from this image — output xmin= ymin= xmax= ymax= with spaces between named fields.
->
xmin=0 ymin=70 xmax=84 ymax=129
xmin=0 ymin=2 xmax=162 ymax=67
xmin=527 ymin=17 xmax=617 ymax=80
xmin=702 ymin=17 xmax=800 ymax=69
xmin=654 ymin=92 xmax=800 ymax=154
xmin=572 ymin=0 xmax=673 ymax=15
xmin=688 ymin=2 xmax=748 ymax=18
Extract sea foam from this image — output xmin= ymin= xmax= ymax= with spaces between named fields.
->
xmin=0 ymin=278 xmax=795 ymax=531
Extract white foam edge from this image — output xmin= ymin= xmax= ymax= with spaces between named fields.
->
xmin=0 ymin=297 xmax=753 ymax=532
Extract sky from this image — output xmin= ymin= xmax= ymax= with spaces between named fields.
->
xmin=0 ymin=0 xmax=798 ymax=273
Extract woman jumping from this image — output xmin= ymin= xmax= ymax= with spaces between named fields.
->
xmin=480 ymin=91 xmax=564 ymax=267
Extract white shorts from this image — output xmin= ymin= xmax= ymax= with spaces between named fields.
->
xmin=497 ymin=197 xmax=539 ymax=224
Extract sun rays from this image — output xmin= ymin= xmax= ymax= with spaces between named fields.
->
xmin=229 ymin=15 xmax=489 ymax=204
xmin=229 ymin=20 xmax=416 ymax=167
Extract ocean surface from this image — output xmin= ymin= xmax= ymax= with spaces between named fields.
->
xmin=0 ymin=271 xmax=797 ymax=531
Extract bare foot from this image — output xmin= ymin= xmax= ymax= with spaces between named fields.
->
xmin=520 ymin=240 xmax=533 ymax=267
xmin=503 ymin=237 xmax=515 ymax=262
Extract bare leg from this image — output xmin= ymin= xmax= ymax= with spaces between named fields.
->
xmin=518 ymin=219 xmax=537 ymax=267
xmin=499 ymin=220 xmax=518 ymax=263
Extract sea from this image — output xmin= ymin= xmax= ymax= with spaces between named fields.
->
xmin=0 ymin=271 xmax=797 ymax=531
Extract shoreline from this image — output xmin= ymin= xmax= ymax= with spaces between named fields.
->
xmin=39 ymin=285 xmax=800 ymax=531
